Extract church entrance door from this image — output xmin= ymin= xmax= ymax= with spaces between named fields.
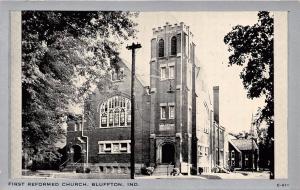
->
xmin=73 ymin=145 xmax=82 ymax=163
xmin=161 ymin=143 xmax=175 ymax=164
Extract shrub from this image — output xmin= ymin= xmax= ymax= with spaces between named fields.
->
xmin=76 ymin=167 xmax=84 ymax=173
xmin=85 ymin=167 xmax=91 ymax=173
xmin=190 ymin=166 xmax=197 ymax=175
xmin=170 ymin=168 xmax=180 ymax=176
xmin=198 ymin=167 xmax=204 ymax=175
xmin=141 ymin=166 xmax=154 ymax=175
xmin=75 ymin=166 xmax=91 ymax=173
xmin=211 ymin=167 xmax=220 ymax=173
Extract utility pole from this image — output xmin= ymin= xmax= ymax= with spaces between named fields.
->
xmin=251 ymin=114 xmax=254 ymax=172
xmin=251 ymin=137 xmax=254 ymax=172
xmin=217 ymin=124 xmax=220 ymax=166
xmin=126 ymin=42 xmax=141 ymax=179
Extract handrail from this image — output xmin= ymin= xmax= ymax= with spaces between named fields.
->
xmin=59 ymin=158 xmax=70 ymax=171
xmin=72 ymin=159 xmax=83 ymax=172
xmin=74 ymin=158 xmax=82 ymax=165
xmin=167 ymin=162 xmax=172 ymax=176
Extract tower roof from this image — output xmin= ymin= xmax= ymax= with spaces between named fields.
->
xmin=152 ymin=22 xmax=194 ymax=37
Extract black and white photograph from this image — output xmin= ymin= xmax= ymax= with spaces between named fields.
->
xmin=15 ymin=10 xmax=287 ymax=180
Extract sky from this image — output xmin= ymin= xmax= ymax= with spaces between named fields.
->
xmin=118 ymin=12 xmax=266 ymax=133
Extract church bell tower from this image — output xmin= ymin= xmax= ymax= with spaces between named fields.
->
xmin=149 ymin=22 xmax=196 ymax=173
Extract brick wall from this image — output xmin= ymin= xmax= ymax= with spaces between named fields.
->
xmin=66 ymin=60 xmax=151 ymax=165
xmin=150 ymin=22 xmax=196 ymax=167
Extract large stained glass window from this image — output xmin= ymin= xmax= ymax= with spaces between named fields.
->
xmin=99 ymin=96 xmax=131 ymax=128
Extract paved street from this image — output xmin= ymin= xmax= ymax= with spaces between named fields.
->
xmin=22 ymin=169 xmax=270 ymax=179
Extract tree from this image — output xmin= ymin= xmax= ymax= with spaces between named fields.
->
xmin=224 ymin=11 xmax=274 ymax=178
xmin=22 ymin=11 xmax=138 ymax=166
xmin=256 ymin=127 xmax=273 ymax=169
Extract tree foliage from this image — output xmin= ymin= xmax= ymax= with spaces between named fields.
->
xmin=224 ymin=11 xmax=274 ymax=127
xmin=22 ymin=11 xmax=138 ymax=161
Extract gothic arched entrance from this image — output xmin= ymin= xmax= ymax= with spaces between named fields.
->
xmin=161 ymin=143 xmax=175 ymax=164
xmin=72 ymin=145 xmax=82 ymax=163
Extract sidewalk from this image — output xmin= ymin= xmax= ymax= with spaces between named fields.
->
xmin=136 ymin=174 xmax=207 ymax=179
xmin=136 ymin=171 xmax=270 ymax=180
xmin=22 ymin=170 xmax=130 ymax=179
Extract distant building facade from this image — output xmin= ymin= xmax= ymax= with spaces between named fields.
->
xmin=210 ymin=86 xmax=226 ymax=171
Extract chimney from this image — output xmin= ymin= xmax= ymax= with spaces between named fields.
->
xmin=213 ymin=86 xmax=219 ymax=123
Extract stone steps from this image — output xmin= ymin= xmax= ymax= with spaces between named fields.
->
xmin=152 ymin=164 xmax=174 ymax=176
xmin=62 ymin=163 xmax=84 ymax=172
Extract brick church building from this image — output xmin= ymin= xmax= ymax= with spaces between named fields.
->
xmin=65 ymin=22 xmax=225 ymax=175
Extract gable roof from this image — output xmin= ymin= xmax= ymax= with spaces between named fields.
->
xmin=119 ymin=58 xmax=147 ymax=87
xmin=230 ymin=139 xmax=258 ymax=151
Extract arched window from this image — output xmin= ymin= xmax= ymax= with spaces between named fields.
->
xmin=158 ymin=39 xmax=164 ymax=57
xmin=111 ymin=67 xmax=124 ymax=81
xmin=171 ymin=36 xmax=177 ymax=55
xmin=101 ymin=113 xmax=107 ymax=127
xmin=120 ymin=109 xmax=125 ymax=126
xmin=99 ymin=96 xmax=131 ymax=128
xmin=114 ymin=109 xmax=120 ymax=125
xmin=127 ymin=102 xmax=131 ymax=124
xmin=109 ymin=110 xmax=113 ymax=126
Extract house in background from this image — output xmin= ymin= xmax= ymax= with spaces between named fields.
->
xmin=228 ymin=138 xmax=259 ymax=171
xmin=228 ymin=115 xmax=260 ymax=171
